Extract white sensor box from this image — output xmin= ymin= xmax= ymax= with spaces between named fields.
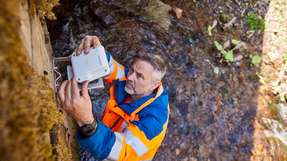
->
xmin=67 ymin=65 xmax=104 ymax=90
xmin=71 ymin=46 xmax=110 ymax=83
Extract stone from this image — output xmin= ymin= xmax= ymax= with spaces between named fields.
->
xmin=172 ymin=7 xmax=183 ymax=19
xmin=176 ymin=148 xmax=180 ymax=155
xmin=234 ymin=55 xmax=243 ymax=62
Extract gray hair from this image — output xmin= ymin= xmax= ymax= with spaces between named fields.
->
xmin=132 ymin=52 xmax=167 ymax=81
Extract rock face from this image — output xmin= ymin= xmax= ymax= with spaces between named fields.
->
xmin=46 ymin=0 xmax=287 ymax=160
xmin=0 ymin=1 xmax=75 ymax=161
xmin=253 ymin=0 xmax=287 ymax=160
xmin=90 ymin=0 xmax=172 ymax=30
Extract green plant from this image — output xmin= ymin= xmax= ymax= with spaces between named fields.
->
xmin=214 ymin=41 xmax=234 ymax=62
xmin=283 ymin=52 xmax=287 ymax=61
xmin=250 ymin=54 xmax=262 ymax=65
xmin=246 ymin=12 xmax=265 ymax=31
xmin=219 ymin=13 xmax=229 ymax=23
xmin=231 ymin=39 xmax=240 ymax=45
xmin=208 ymin=25 xmax=213 ymax=36
xmin=207 ymin=20 xmax=217 ymax=37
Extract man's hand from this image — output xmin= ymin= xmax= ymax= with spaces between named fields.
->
xmin=58 ymin=78 xmax=94 ymax=127
xmin=76 ymin=35 xmax=102 ymax=55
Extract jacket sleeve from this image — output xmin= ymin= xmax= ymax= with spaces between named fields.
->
xmin=76 ymin=121 xmax=115 ymax=160
xmin=104 ymin=50 xmax=127 ymax=84
xmin=77 ymin=115 xmax=167 ymax=161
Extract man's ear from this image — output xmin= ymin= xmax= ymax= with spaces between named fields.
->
xmin=151 ymin=81 xmax=161 ymax=90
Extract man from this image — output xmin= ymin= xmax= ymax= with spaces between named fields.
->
xmin=58 ymin=35 xmax=169 ymax=161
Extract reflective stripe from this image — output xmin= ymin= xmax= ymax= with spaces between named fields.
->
xmin=125 ymin=129 xmax=148 ymax=156
xmin=105 ymin=59 xmax=118 ymax=83
xmin=105 ymin=58 xmax=126 ymax=83
xmin=115 ymin=64 xmax=125 ymax=79
xmin=108 ymin=129 xmax=148 ymax=159
xmin=108 ymin=132 xmax=123 ymax=160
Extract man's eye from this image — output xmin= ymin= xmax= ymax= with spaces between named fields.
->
xmin=136 ymin=73 xmax=140 ymax=78
xmin=136 ymin=73 xmax=144 ymax=79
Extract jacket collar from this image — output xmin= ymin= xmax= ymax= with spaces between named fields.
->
xmin=113 ymin=80 xmax=164 ymax=115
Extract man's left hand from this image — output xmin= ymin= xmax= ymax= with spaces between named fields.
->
xmin=58 ymin=78 xmax=94 ymax=127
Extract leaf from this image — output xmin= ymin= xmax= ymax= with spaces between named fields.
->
xmin=223 ymin=50 xmax=234 ymax=62
xmin=208 ymin=25 xmax=213 ymax=36
xmin=214 ymin=41 xmax=224 ymax=52
xmin=251 ymin=55 xmax=261 ymax=65
xmin=231 ymin=39 xmax=240 ymax=45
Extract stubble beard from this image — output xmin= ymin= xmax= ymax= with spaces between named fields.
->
xmin=124 ymin=84 xmax=135 ymax=95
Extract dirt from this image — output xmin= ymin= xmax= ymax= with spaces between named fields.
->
xmin=47 ymin=0 xmax=287 ymax=160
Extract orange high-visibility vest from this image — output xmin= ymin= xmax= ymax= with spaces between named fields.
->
xmin=101 ymin=82 xmax=164 ymax=132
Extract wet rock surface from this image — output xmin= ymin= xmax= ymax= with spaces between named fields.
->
xmin=47 ymin=0 xmax=271 ymax=160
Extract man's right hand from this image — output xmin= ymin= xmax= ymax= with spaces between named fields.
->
xmin=76 ymin=35 xmax=102 ymax=55
xmin=58 ymin=78 xmax=94 ymax=127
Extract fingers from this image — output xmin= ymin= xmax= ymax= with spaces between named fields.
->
xmin=76 ymin=40 xmax=84 ymax=55
xmin=58 ymin=80 xmax=68 ymax=103
xmin=83 ymin=36 xmax=92 ymax=54
xmin=91 ymin=36 xmax=101 ymax=48
xmin=81 ymin=81 xmax=90 ymax=99
xmin=76 ymin=35 xmax=101 ymax=55
xmin=71 ymin=77 xmax=80 ymax=98
xmin=65 ymin=80 xmax=72 ymax=102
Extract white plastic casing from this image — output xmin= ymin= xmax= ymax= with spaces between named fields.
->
xmin=66 ymin=65 xmax=104 ymax=90
xmin=71 ymin=46 xmax=110 ymax=83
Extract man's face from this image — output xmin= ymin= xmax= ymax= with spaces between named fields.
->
xmin=125 ymin=59 xmax=158 ymax=96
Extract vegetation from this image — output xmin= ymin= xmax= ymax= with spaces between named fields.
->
xmin=250 ymin=54 xmax=262 ymax=65
xmin=29 ymin=0 xmax=60 ymax=19
xmin=284 ymin=52 xmax=287 ymax=61
xmin=219 ymin=12 xmax=229 ymax=23
xmin=0 ymin=1 xmax=74 ymax=161
xmin=207 ymin=25 xmax=213 ymax=36
xmin=246 ymin=12 xmax=265 ymax=31
xmin=214 ymin=41 xmax=234 ymax=62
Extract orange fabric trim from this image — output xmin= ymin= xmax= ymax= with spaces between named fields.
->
xmin=129 ymin=83 xmax=163 ymax=120
xmin=109 ymin=85 xmax=115 ymax=99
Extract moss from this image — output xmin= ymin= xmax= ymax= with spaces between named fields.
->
xmin=246 ymin=12 xmax=265 ymax=31
xmin=0 ymin=1 xmax=72 ymax=161
xmin=29 ymin=0 xmax=60 ymax=19
xmin=50 ymin=125 xmax=75 ymax=161
xmin=142 ymin=0 xmax=171 ymax=30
